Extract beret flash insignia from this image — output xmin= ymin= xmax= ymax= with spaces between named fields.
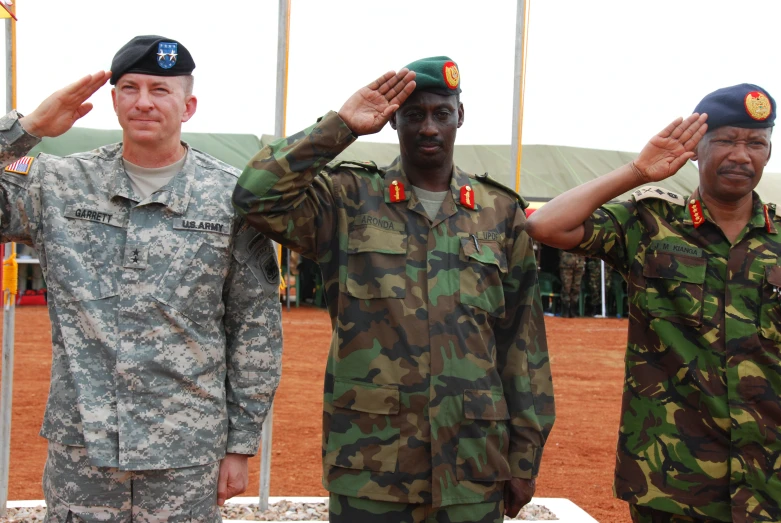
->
xmin=157 ymin=42 xmax=178 ymax=70
xmin=443 ymin=61 xmax=459 ymax=90
xmin=745 ymin=91 xmax=772 ymax=121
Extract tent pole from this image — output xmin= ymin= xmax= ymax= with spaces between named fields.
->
xmin=0 ymin=4 xmax=16 ymax=516
xmin=511 ymin=0 xmax=529 ymax=192
xmin=259 ymin=0 xmax=291 ymax=512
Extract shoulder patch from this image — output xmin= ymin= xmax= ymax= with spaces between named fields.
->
xmin=473 ymin=172 xmax=529 ymax=209
xmin=327 ymin=160 xmax=380 ymax=174
xmin=631 ymin=186 xmax=686 ymax=206
xmin=4 ymin=156 xmax=34 ymax=176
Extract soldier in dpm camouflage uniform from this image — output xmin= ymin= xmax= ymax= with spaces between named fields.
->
xmin=527 ymin=84 xmax=781 ymax=522
xmin=558 ymin=251 xmax=585 ymax=317
xmin=0 ymin=36 xmax=282 ymax=522
xmin=233 ymin=58 xmax=555 ymax=523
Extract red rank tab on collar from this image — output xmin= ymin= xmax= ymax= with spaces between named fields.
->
xmin=764 ymin=204 xmax=773 ymax=233
xmin=689 ymin=199 xmax=704 ymax=228
xmin=460 ymin=185 xmax=475 ymax=209
xmin=389 ymin=180 xmax=406 ymax=203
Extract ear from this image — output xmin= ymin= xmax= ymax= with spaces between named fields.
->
xmin=111 ymin=88 xmax=118 ymax=115
xmin=766 ymin=142 xmax=772 ymax=165
xmin=457 ymin=102 xmax=464 ymax=128
xmin=182 ymin=95 xmax=197 ymax=123
xmin=389 ymin=112 xmax=397 ymax=130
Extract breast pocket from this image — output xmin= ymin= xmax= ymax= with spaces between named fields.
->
xmin=344 ymin=226 xmax=407 ymax=299
xmin=46 ymin=213 xmax=122 ymax=303
xmin=324 ymin=379 xmax=401 ymax=473
xmin=155 ymin=233 xmax=231 ymax=326
xmin=760 ymin=265 xmax=781 ymax=343
xmin=456 ymin=389 xmax=512 ymax=482
xmin=643 ymin=252 xmax=706 ymax=326
xmin=459 ymin=236 xmax=507 ymax=318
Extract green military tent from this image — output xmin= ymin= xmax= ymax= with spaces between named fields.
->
xmin=33 ymin=126 xmax=781 ymax=203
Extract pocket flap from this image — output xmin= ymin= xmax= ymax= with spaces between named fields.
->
xmin=460 ymin=237 xmax=508 ymax=274
xmin=347 ymin=226 xmax=406 ymax=255
xmin=643 ymin=252 xmax=706 ymax=283
xmin=766 ymin=265 xmax=781 ymax=287
xmin=333 ymin=379 xmax=400 ymax=415
xmin=464 ymin=389 xmax=510 ymax=420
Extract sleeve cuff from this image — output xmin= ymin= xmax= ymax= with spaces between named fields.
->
xmin=0 ymin=110 xmax=42 ymax=150
xmin=509 ymin=446 xmax=543 ymax=479
xmin=226 ymin=429 xmax=261 ymax=456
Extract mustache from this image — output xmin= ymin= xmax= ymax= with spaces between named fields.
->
xmin=716 ymin=164 xmax=754 ymax=177
xmin=416 ymin=138 xmax=443 ymax=147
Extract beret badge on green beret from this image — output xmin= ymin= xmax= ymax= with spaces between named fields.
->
xmin=443 ymin=61 xmax=460 ymax=90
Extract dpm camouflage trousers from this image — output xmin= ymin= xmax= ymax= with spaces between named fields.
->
xmin=328 ymin=493 xmax=504 ymax=523
xmin=630 ymin=504 xmax=725 ymax=523
xmin=43 ymin=442 xmax=221 ymax=523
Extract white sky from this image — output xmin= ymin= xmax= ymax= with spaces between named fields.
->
xmin=5 ymin=0 xmax=781 ymax=173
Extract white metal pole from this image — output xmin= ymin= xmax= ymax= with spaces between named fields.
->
xmin=510 ymin=0 xmax=527 ymax=192
xmin=260 ymin=0 xmax=291 ymax=511
xmin=600 ymin=260 xmax=607 ymax=318
xmin=0 ymin=13 xmax=15 ymax=517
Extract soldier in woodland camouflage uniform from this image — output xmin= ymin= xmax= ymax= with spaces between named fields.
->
xmin=0 ymin=36 xmax=282 ymax=522
xmin=233 ymin=58 xmax=555 ymax=523
xmin=527 ymin=84 xmax=781 ymax=522
xmin=558 ymin=251 xmax=585 ymax=317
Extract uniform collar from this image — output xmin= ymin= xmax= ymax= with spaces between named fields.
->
xmin=383 ymin=157 xmax=477 ymax=225
xmin=110 ymin=142 xmax=193 ymax=215
xmin=683 ymin=188 xmax=776 ymax=234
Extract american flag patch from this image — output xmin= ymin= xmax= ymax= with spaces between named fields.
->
xmin=5 ymin=156 xmax=33 ymax=175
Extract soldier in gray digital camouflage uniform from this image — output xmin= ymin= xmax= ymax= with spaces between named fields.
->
xmin=0 ymin=35 xmax=282 ymax=522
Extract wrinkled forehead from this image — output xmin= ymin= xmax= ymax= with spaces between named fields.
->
xmin=114 ymin=73 xmax=184 ymax=89
xmin=400 ymin=90 xmax=459 ymax=109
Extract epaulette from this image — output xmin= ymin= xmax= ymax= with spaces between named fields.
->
xmin=631 ymin=186 xmax=686 ymax=206
xmin=473 ymin=172 xmax=529 ymax=209
xmin=326 ymin=160 xmax=380 ymax=174
xmin=3 ymin=156 xmax=34 ymax=176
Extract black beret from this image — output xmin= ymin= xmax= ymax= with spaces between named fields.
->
xmin=110 ymin=35 xmax=195 ymax=85
xmin=693 ymin=83 xmax=775 ymax=131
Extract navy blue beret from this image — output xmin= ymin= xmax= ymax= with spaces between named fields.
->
xmin=693 ymin=83 xmax=775 ymax=131
xmin=110 ymin=35 xmax=195 ymax=85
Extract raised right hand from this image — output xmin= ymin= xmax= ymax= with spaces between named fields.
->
xmin=337 ymin=69 xmax=416 ymax=136
xmin=633 ymin=113 xmax=708 ymax=183
xmin=20 ymin=71 xmax=111 ymax=138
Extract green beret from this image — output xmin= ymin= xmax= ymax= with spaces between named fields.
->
xmin=110 ymin=35 xmax=195 ymax=85
xmin=404 ymin=56 xmax=461 ymax=96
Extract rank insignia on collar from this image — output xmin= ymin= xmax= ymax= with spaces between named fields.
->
xmin=460 ymin=185 xmax=475 ymax=209
xmin=4 ymin=156 xmax=33 ymax=175
xmin=689 ymin=199 xmax=705 ymax=228
xmin=157 ymin=42 xmax=178 ymax=70
xmin=764 ymin=204 xmax=774 ymax=233
xmin=389 ymin=180 xmax=406 ymax=203
xmin=745 ymin=91 xmax=772 ymax=121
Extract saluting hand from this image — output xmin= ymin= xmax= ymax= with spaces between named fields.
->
xmin=633 ymin=113 xmax=708 ymax=183
xmin=338 ymin=69 xmax=416 ymax=136
xmin=20 ymin=71 xmax=111 ymax=138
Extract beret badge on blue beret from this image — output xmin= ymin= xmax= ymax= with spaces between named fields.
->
xmin=443 ymin=61 xmax=460 ymax=91
xmin=156 ymin=42 xmax=178 ymax=70
xmin=745 ymin=91 xmax=772 ymax=122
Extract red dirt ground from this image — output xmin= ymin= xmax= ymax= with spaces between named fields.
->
xmin=1 ymin=306 xmax=631 ymax=522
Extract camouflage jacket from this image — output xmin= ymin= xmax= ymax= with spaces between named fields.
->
xmin=575 ymin=185 xmax=781 ymax=522
xmin=0 ymin=111 xmax=283 ymax=470
xmin=233 ymin=112 xmax=554 ymax=507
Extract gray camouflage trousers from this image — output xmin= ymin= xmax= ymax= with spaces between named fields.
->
xmin=43 ymin=442 xmax=221 ymax=523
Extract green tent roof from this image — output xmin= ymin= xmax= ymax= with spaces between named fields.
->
xmin=29 ymin=127 xmax=778 ymax=203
